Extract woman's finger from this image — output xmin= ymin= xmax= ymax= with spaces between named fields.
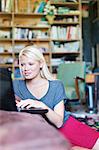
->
xmin=15 ymin=99 xmax=21 ymax=104
xmin=21 ymin=103 xmax=30 ymax=109
xmin=26 ymin=104 xmax=34 ymax=109
xmin=16 ymin=100 xmax=24 ymax=108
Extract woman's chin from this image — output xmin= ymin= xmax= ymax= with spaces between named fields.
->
xmin=24 ymin=76 xmax=32 ymax=79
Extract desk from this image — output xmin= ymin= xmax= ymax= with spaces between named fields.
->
xmin=86 ymin=73 xmax=99 ymax=113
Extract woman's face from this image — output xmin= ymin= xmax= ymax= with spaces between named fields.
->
xmin=20 ymin=55 xmax=42 ymax=79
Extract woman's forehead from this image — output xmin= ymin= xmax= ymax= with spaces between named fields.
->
xmin=20 ymin=53 xmax=37 ymax=59
xmin=20 ymin=55 xmax=40 ymax=63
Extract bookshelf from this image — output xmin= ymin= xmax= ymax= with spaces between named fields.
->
xmin=0 ymin=0 xmax=82 ymax=78
xmin=50 ymin=0 xmax=82 ymax=73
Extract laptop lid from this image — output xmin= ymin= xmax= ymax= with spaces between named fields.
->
xmin=0 ymin=68 xmax=17 ymax=111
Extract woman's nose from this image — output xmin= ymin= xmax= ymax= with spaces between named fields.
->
xmin=24 ymin=65 xmax=29 ymax=70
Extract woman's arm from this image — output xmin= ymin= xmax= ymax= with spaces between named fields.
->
xmin=45 ymin=100 xmax=64 ymax=128
xmin=16 ymin=99 xmax=64 ymax=128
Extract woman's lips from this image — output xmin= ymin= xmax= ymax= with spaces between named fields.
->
xmin=24 ymin=71 xmax=31 ymax=75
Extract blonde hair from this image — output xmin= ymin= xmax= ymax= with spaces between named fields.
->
xmin=19 ymin=45 xmax=54 ymax=80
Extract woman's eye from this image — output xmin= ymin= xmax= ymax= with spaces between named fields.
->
xmin=21 ymin=63 xmax=24 ymax=66
xmin=29 ymin=63 xmax=34 ymax=65
xmin=20 ymin=63 xmax=34 ymax=66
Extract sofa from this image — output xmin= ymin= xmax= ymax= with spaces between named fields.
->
xmin=0 ymin=110 xmax=71 ymax=150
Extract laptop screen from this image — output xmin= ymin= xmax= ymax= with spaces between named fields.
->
xmin=0 ymin=68 xmax=17 ymax=111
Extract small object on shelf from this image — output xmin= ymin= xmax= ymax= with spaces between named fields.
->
xmin=44 ymin=1 xmax=57 ymax=24
xmin=46 ymin=15 xmax=55 ymax=24
xmin=87 ymin=117 xmax=95 ymax=126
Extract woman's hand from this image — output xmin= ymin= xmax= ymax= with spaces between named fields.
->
xmin=16 ymin=99 xmax=45 ymax=109
xmin=16 ymin=98 xmax=64 ymax=128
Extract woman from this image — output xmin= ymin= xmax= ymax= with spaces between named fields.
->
xmin=13 ymin=45 xmax=99 ymax=150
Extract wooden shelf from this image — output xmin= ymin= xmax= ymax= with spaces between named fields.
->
xmin=0 ymin=52 xmax=13 ymax=55
xmin=50 ymin=2 xmax=79 ymax=6
xmin=0 ymin=0 xmax=82 ymax=78
xmin=14 ymin=13 xmax=45 ymax=16
xmin=0 ymin=64 xmax=13 ymax=67
xmin=53 ymin=21 xmax=80 ymax=25
xmin=52 ymin=52 xmax=80 ymax=54
xmin=14 ymin=25 xmax=50 ymax=29
xmin=51 ymin=39 xmax=80 ymax=42
xmin=0 ymin=26 xmax=12 ymax=28
xmin=13 ymin=38 xmax=50 ymax=42
xmin=0 ymin=39 xmax=12 ymax=41
xmin=56 ymin=13 xmax=80 ymax=16
xmin=0 ymin=12 xmax=12 ymax=16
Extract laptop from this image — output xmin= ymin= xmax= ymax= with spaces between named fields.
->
xmin=0 ymin=68 xmax=48 ymax=114
xmin=0 ymin=68 xmax=17 ymax=111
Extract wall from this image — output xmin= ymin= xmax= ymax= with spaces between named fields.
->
xmin=82 ymin=17 xmax=92 ymax=62
xmin=92 ymin=20 xmax=99 ymax=45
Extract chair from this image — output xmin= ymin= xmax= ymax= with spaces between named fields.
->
xmin=57 ymin=62 xmax=86 ymax=102
xmin=86 ymin=73 xmax=99 ymax=113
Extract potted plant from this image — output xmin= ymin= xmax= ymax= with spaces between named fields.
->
xmin=44 ymin=1 xmax=57 ymax=24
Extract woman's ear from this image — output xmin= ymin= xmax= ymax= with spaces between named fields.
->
xmin=39 ymin=60 xmax=44 ymax=69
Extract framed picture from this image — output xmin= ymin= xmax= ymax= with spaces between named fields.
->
xmin=96 ymin=44 xmax=99 ymax=67
xmin=92 ymin=44 xmax=99 ymax=69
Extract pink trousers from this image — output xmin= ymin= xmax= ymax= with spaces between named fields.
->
xmin=58 ymin=116 xmax=99 ymax=149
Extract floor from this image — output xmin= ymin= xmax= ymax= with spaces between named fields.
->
xmin=68 ymin=100 xmax=99 ymax=131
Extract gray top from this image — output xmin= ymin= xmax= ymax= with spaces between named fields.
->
xmin=13 ymin=80 xmax=70 ymax=124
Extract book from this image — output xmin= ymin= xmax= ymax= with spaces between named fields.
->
xmin=37 ymin=1 xmax=46 ymax=13
xmin=1 ymin=0 xmax=6 ymax=12
xmin=17 ymin=0 xmax=28 ymax=12
xmin=67 ymin=0 xmax=78 ymax=3
xmin=5 ymin=0 xmax=12 ymax=12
